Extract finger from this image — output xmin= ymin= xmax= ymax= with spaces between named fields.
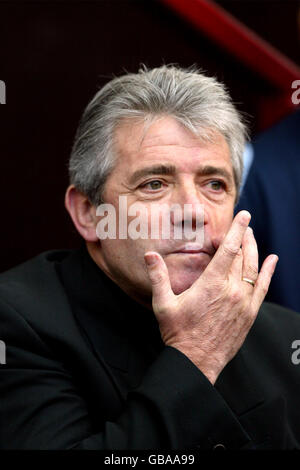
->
xmin=229 ymin=247 xmax=243 ymax=280
xmin=251 ymin=254 xmax=278 ymax=311
xmin=242 ymin=227 xmax=259 ymax=285
xmin=206 ymin=211 xmax=251 ymax=278
xmin=144 ymin=251 xmax=175 ymax=312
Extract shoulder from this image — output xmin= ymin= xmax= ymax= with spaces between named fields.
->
xmin=0 ymin=250 xmax=75 ymax=341
xmin=0 ymin=250 xmax=70 ymax=307
xmin=253 ymin=110 xmax=300 ymax=166
xmin=0 ymin=249 xmax=70 ymax=285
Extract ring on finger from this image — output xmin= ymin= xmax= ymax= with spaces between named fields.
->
xmin=242 ymin=277 xmax=255 ymax=287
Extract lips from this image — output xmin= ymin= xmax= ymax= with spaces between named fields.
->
xmin=171 ymin=243 xmax=212 ymax=255
xmin=174 ymin=250 xmax=207 ymax=254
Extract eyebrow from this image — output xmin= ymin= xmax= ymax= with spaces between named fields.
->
xmin=129 ymin=165 xmax=177 ymax=185
xmin=198 ymin=165 xmax=233 ymax=182
xmin=129 ymin=164 xmax=233 ymax=185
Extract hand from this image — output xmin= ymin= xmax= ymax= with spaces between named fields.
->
xmin=144 ymin=211 xmax=278 ymax=384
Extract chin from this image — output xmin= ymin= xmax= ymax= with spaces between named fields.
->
xmin=166 ymin=255 xmax=211 ymax=295
xmin=169 ymin=269 xmax=204 ymax=295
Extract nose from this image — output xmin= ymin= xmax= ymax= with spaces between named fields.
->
xmin=169 ymin=181 xmax=207 ymax=231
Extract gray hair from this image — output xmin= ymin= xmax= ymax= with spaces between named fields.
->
xmin=69 ymin=65 xmax=248 ymax=205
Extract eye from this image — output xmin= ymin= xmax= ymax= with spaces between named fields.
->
xmin=140 ymin=180 xmax=163 ymax=191
xmin=207 ymin=180 xmax=225 ymax=191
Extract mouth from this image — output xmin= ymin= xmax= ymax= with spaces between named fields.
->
xmin=170 ymin=243 xmax=212 ymax=255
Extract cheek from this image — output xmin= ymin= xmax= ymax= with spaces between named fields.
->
xmin=207 ymin=205 xmax=234 ymax=240
xmin=100 ymin=238 xmax=150 ymax=274
xmin=220 ymin=210 xmax=234 ymax=231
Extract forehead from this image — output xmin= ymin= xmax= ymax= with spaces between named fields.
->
xmin=113 ymin=116 xmax=232 ymax=171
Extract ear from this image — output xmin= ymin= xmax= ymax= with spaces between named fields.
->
xmin=65 ymin=185 xmax=99 ymax=242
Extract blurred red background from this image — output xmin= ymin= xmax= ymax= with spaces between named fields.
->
xmin=0 ymin=0 xmax=299 ymax=271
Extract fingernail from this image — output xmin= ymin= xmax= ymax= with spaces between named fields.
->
xmin=242 ymin=211 xmax=251 ymax=224
xmin=145 ymin=254 xmax=158 ymax=266
xmin=271 ymin=255 xmax=279 ymax=274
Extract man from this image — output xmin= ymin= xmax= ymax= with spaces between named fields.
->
xmin=0 ymin=65 xmax=300 ymax=450
xmin=236 ymin=110 xmax=300 ymax=313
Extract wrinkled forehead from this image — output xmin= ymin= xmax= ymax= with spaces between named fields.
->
xmin=113 ymin=116 xmax=232 ymax=167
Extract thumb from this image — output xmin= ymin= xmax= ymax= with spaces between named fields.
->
xmin=144 ymin=251 xmax=174 ymax=311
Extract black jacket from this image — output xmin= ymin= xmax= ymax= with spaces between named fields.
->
xmin=0 ymin=247 xmax=300 ymax=449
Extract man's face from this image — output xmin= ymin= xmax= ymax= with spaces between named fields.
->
xmin=92 ymin=116 xmax=236 ymax=303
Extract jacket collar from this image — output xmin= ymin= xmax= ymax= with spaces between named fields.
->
xmin=57 ymin=244 xmax=163 ymax=379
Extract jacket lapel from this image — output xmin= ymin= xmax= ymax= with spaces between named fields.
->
xmin=58 ymin=245 xmax=163 ymax=396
